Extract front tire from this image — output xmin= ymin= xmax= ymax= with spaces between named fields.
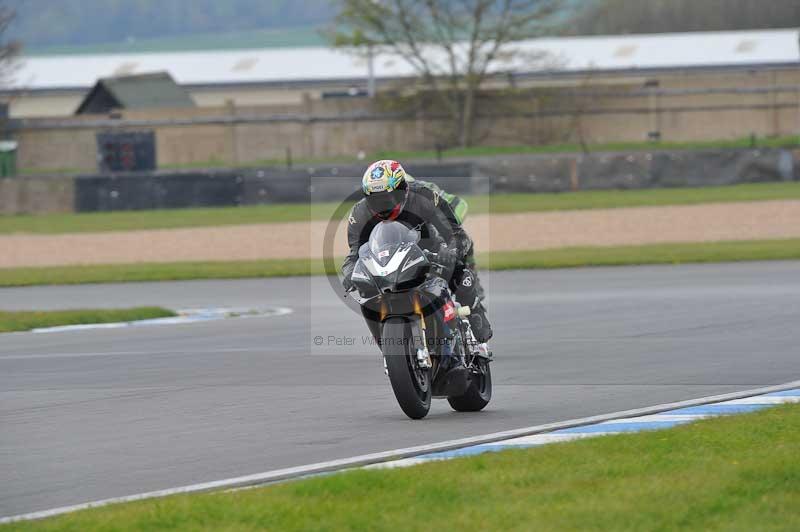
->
xmin=383 ymin=318 xmax=431 ymax=419
xmin=448 ymin=358 xmax=492 ymax=412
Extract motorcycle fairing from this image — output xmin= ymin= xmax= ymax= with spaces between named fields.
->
xmin=353 ymin=222 xmax=431 ymax=295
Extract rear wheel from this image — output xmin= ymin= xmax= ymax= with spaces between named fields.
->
xmin=383 ymin=318 xmax=431 ymax=419
xmin=447 ymin=358 xmax=492 ymax=412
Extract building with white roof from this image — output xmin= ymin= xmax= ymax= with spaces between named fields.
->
xmin=3 ymin=28 xmax=798 ymax=117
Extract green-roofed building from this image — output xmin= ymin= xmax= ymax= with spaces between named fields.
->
xmin=75 ymin=72 xmax=195 ymax=115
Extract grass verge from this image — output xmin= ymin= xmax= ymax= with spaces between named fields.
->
xmin=5 ymin=403 xmax=799 ymax=530
xmin=1 ymin=182 xmax=800 ymax=235
xmin=0 ymin=239 xmax=798 ymax=288
xmin=0 ymin=307 xmax=176 ymax=333
xmin=373 ymin=134 xmax=800 ymax=160
xmin=483 ymin=239 xmax=800 ymax=270
xmin=0 ymin=259 xmax=328 ymax=287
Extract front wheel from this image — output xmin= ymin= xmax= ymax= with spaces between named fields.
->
xmin=383 ymin=318 xmax=431 ymax=419
xmin=448 ymin=358 xmax=492 ymax=412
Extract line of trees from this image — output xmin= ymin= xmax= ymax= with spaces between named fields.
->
xmin=565 ymin=0 xmax=800 ymax=35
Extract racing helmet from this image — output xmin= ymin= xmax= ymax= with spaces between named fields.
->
xmin=361 ymin=160 xmax=409 ymax=220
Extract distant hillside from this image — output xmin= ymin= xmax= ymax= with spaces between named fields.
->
xmin=9 ymin=0 xmax=335 ymax=51
xmin=566 ymin=0 xmax=800 ymax=36
xmin=21 ymin=26 xmax=327 ymax=56
xmin=8 ymin=0 xmax=799 ymax=57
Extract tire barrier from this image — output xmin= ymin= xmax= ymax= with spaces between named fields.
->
xmin=2 ymin=150 xmax=795 ymax=214
xmin=489 ymin=148 xmax=796 ymax=194
xmin=73 ymin=163 xmax=474 ymax=212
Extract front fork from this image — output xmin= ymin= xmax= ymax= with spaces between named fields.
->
xmin=381 ymin=295 xmax=432 ymax=376
xmin=413 ymin=294 xmax=432 ymax=369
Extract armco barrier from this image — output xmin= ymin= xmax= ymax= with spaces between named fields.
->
xmin=0 ymin=175 xmax=74 ymax=215
xmin=74 ymin=171 xmax=245 ymax=212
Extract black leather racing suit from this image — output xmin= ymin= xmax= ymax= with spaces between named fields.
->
xmin=342 ymin=180 xmax=492 ymax=343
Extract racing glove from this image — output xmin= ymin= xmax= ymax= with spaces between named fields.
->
xmin=437 ymin=243 xmax=458 ymax=273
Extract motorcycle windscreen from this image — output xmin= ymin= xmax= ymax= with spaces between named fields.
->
xmin=368 ymin=221 xmax=419 ymax=267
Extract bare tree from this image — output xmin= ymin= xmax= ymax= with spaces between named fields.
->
xmin=330 ymin=0 xmax=563 ymax=148
xmin=0 ymin=5 xmax=21 ymax=84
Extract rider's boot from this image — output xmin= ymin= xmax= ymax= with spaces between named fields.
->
xmin=468 ymin=303 xmax=493 ymax=362
xmin=468 ymin=303 xmax=493 ymax=343
xmin=476 ymin=341 xmax=492 ymax=360
xmin=453 ymin=267 xmax=493 ymax=343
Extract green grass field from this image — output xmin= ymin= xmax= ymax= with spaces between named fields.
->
xmin=1 ymin=182 xmax=799 ymax=235
xmin=0 ymin=307 xmax=175 ymax=333
xmin=0 ymin=239 xmax=797 ymax=287
xmin=6 ymin=403 xmax=798 ymax=531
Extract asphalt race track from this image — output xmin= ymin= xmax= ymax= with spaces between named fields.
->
xmin=1 ymin=261 xmax=799 ymax=517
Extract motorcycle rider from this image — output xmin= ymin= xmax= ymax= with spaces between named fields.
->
xmin=341 ymin=159 xmax=492 ymax=353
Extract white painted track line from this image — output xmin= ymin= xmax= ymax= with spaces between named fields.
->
xmin=2 ymin=380 xmax=799 ymax=525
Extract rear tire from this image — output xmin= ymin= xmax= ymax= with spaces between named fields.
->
xmin=383 ymin=318 xmax=431 ymax=419
xmin=447 ymin=358 xmax=492 ymax=412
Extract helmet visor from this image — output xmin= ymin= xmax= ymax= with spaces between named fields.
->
xmin=366 ymin=187 xmax=407 ymax=219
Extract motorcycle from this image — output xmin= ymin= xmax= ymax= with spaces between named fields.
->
xmin=348 ymin=221 xmax=492 ymax=419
